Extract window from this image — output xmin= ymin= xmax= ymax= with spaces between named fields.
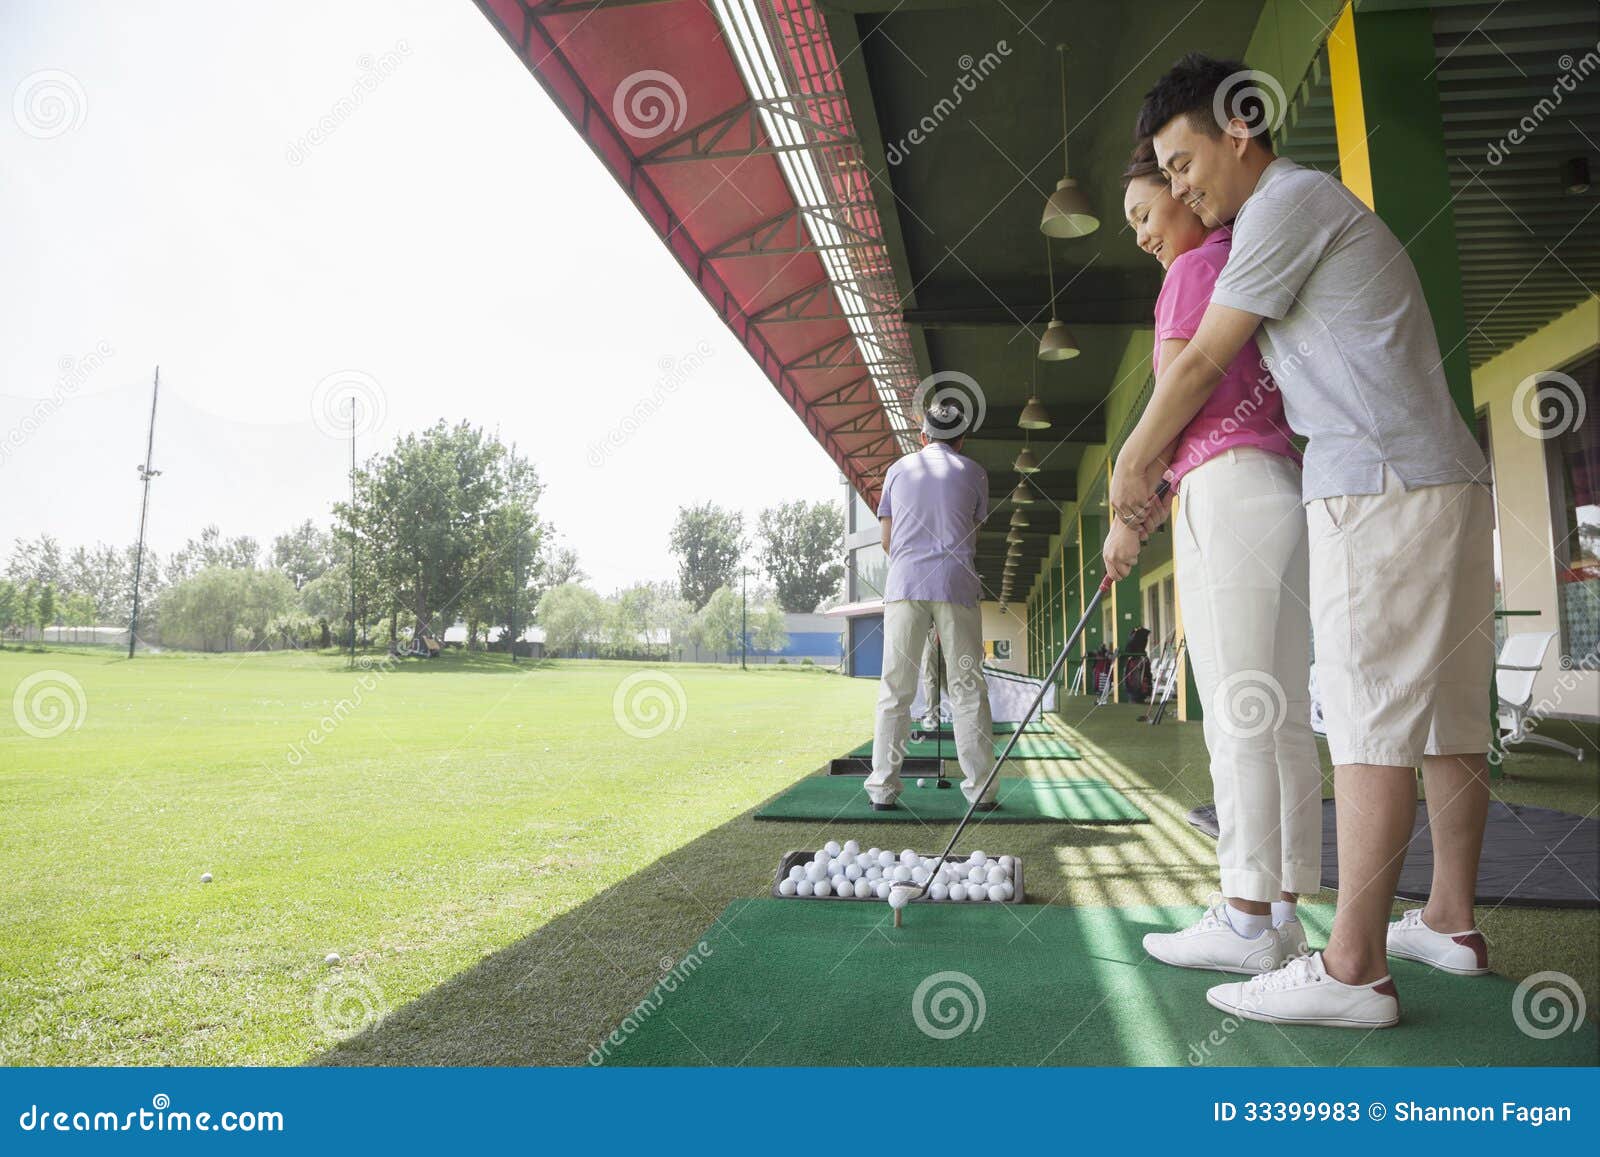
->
xmin=850 ymin=542 xmax=888 ymax=603
xmin=1546 ymin=354 xmax=1599 ymax=668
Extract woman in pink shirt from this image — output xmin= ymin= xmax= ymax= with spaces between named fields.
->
xmin=1105 ymin=141 xmax=1321 ymax=976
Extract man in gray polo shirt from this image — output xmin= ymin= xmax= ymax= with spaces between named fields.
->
xmin=1113 ymin=54 xmax=1495 ymax=1029
xmin=867 ymin=401 xmax=996 ymax=811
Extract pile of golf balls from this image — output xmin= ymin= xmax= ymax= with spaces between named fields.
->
xmin=776 ymin=840 xmax=1017 ymax=902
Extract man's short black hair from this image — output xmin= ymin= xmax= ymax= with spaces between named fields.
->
xmin=1135 ymin=52 xmax=1266 ymax=142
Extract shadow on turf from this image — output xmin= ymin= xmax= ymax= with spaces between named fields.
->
xmin=314 ymin=773 xmax=1148 ymax=1066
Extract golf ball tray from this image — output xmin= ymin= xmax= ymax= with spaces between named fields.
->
xmin=771 ymin=845 xmax=1024 ymax=904
xmin=826 ymin=757 xmax=941 ymax=776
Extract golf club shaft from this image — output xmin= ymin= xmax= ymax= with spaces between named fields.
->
xmin=911 ymin=478 xmax=1169 ymax=901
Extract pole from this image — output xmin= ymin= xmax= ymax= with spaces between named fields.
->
xmin=740 ymin=567 xmax=747 ymax=670
xmin=348 ymin=396 xmax=358 ymax=669
xmin=128 ymin=367 xmax=161 ymax=659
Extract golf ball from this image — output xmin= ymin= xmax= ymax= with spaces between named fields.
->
xmin=814 ymin=879 xmax=832 ymax=898
xmin=916 ymin=778 xmax=926 ymax=788
xmin=987 ymin=884 xmax=1007 ymax=902
xmin=797 ymin=880 xmax=814 ymax=897
xmin=949 ymin=884 xmax=968 ymax=902
xmin=878 ymin=851 xmax=896 ymax=868
xmin=986 ymin=865 xmax=1007 ymax=886
xmin=199 ymin=872 xmax=213 ymax=884
xmin=843 ymin=840 xmax=860 ymax=856
xmin=1000 ymin=881 xmax=1014 ymax=900
xmin=324 ymin=952 xmax=341 ymax=966
xmin=866 ymin=865 xmax=883 ymax=882
xmin=998 ymin=855 xmax=1015 ymax=873
xmin=827 ymin=858 xmax=840 ymax=874
xmin=838 ymin=850 xmax=856 ymax=867
xmin=805 ymin=862 xmax=826 ymax=883
xmin=911 ymin=866 xmax=930 ymax=886
xmin=969 ymin=851 xmax=988 ymax=868
xmin=899 ymin=849 xmax=918 ymax=866
xmin=888 ymin=885 xmax=915 ymax=910
xmin=874 ymin=880 xmax=892 ymax=899
xmin=779 ymin=878 xmax=798 ymax=896
xmin=966 ymin=884 xmax=985 ymax=902
xmin=929 ymin=882 xmax=950 ymax=901
xmin=892 ymin=864 xmax=912 ymax=883
xmin=845 ymin=863 xmax=863 ymax=881
xmin=967 ymin=866 xmax=986 ymax=885
xmin=853 ymin=878 xmax=872 ymax=899
xmin=787 ymin=865 xmax=804 ymax=882
xmin=824 ymin=840 xmax=841 ymax=857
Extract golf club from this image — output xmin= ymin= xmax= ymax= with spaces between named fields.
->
xmin=891 ymin=479 xmax=1169 ymax=926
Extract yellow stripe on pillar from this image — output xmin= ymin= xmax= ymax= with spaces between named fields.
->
xmin=1327 ymin=3 xmax=1375 ymax=209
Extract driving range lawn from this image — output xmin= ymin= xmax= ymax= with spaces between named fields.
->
xmin=0 ymin=647 xmax=874 ymax=1065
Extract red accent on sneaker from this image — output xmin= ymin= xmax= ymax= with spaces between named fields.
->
xmin=1372 ymin=978 xmax=1399 ymax=998
xmin=1451 ymin=932 xmax=1488 ymax=969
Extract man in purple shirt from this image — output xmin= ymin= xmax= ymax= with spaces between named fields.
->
xmin=866 ymin=402 xmax=995 ymax=810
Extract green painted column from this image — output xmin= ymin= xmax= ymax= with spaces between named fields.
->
xmin=1079 ymin=515 xmax=1107 ymax=659
xmin=1329 ymin=2 xmax=1474 ymax=422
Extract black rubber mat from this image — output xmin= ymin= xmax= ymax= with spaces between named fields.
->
xmin=1185 ymin=799 xmax=1599 ymax=909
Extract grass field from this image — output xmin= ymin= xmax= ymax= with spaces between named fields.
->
xmin=2 ymin=646 xmax=1595 ymax=1066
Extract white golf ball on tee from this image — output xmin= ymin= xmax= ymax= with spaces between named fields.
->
xmin=888 ymin=884 xmax=916 ymax=911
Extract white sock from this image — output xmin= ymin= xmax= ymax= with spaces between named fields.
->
xmin=1225 ymin=903 xmax=1271 ymax=938
xmin=1272 ymin=900 xmax=1298 ymax=926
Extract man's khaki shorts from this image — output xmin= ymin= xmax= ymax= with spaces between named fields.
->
xmin=1306 ymin=469 xmax=1496 ymax=767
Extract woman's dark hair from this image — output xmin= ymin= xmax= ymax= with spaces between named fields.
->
xmin=1120 ymin=138 xmax=1166 ymax=189
xmin=1135 ymin=52 xmax=1263 ymax=141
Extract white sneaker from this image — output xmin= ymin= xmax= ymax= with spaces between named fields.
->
xmin=1275 ymin=917 xmax=1310 ymax=960
xmin=1386 ymin=908 xmax=1489 ymax=976
xmin=1206 ymin=952 xmax=1400 ymax=1029
xmin=1143 ymin=895 xmax=1285 ymax=975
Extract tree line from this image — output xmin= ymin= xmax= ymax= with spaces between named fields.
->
xmin=3 ymin=420 xmax=847 ymax=659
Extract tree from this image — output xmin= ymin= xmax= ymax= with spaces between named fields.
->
xmin=335 ymin=420 xmax=504 ymax=640
xmin=0 ymin=579 xmax=17 ymax=639
xmin=167 ymin=525 xmax=259 ymax=583
xmin=752 ymin=596 xmax=789 ymax=653
xmin=536 ymin=583 xmax=605 ymax=656
xmin=757 ymin=499 xmax=844 ymax=612
xmin=5 ymin=534 xmax=64 ymax=588
xmin=670 ymin=502 xmax=744 ymax=610
xmin=692 ymin=585 xmax=743 ymax=660
xmin=156 ymin=567 xmax=295 ymax=651
xmin=271 ymin=521 xmax=335 ymax=590
xmin=67 ymin=543 xmax=131 ymax=625
xmin=34 ymin=583 xmax=56 ymax=638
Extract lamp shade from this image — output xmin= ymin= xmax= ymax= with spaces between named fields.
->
xmin=1009 ymin=510 xmax=1029 ymax=528
xmin=1013 ymin=445 xmax=1040 ymax=473
xmin=1010 ymin=481 xmax=1035 ymax=505
xmin=1017 ymin=395 xmax=1052 ymax=429
xmin=1041 ymin=176 xmax=1099 ymax=238
xmin=1006 ymin=529 xmax=1023 ymax=544
xmin=1037 ymin=319 xmax=1079 ymax=362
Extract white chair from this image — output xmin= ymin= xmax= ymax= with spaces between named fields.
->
xmin=1496 ymin=631 xmax=1585 ymax=761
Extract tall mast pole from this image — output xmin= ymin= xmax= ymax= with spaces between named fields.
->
xmin=128 ymin=367 xmax=161 ymax=659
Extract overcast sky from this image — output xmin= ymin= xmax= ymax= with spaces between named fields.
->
xmin=0 ymin=0 xmax=846 ymax=593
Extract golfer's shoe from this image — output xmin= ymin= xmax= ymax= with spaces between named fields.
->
xmin=972 ymin=800 xmax=1001 ymax=813
xmin=1206 ymin=952 xmax=1400 ymax=1029
xmin=1275 ymin=917 xmax=1310 ymax=961
xmin=1386 ymin=908 xmax=1490 ymax=976
xmin=1142 ymin=895 xmax=1285 ymax=975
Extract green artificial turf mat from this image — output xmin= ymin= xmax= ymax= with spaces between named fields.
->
xmin=598 ymin=899 xmax=1600 ymax=1067
xmin=846 ymin=736 xmax=1080 ymax=760
xmin=753 ymin=774 xmax=1146 ymax=823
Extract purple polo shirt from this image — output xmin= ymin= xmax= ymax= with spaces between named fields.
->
xmin=876 ymin=442 xmax=989 ymax=607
